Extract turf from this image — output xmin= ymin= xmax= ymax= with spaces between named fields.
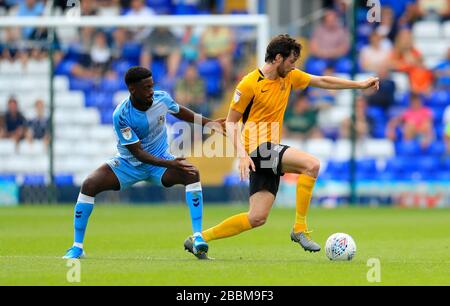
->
xmin=0 ymin=204 xmax=449 ymax=286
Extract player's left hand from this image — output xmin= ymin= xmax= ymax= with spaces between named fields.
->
xmin=359 ymin=77 xmax=380 ymax=91
xmin=209 ymin=118 xmax=226 ymax=135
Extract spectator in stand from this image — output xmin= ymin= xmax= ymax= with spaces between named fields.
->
xmin=359 ymin=31 xmax=392 ymax=73
xmin=340 ymin=95 xmax=374 ymax=140
xmin=16 ymin=0 xmax=45 ymax=40
xmin=309 ymin=10 xmax=350 ymax=63
xmin=417 ymin=0 xmax=450 ymax=20
xmin=375 ymin=6 xmax=398 ymax=44
xmin=90 ymin=30 xmax=113 ymax=77
xmin=200 ymin=26 xmax=235 ymax=86
xmin=125 ymin=0 xmax=155 ymax=42
xmin=389 ymin=28 xmax=434 ymax=95
xmin=308 ymin=65 xmax=337 ymax=107
xmin=25 ymin=99 xmax=49 ymax=145
xmin=4 ymin=96 xmax=26 ymax=143
xmin=386 ymin=93 xmax=434 ymax=148
xmin=140 ymin=27 xmax=181 ymax=81
xmin=0 ymin=114 xmax=5 ymax=138
xmin=444 ymin=104 xmax=450 ymax=153
xmin=175 ymin=63 xmax=208 ymax=116
xmin=366 ymin=64 xmax=396 ymax=113
xmin=284 ymin=94 xmax=323 ymax=140
xmin=80 ymin=0 xmax=98 ymax=16
xmin=180 ymin=26 xmax=200 ymax=63
xmin=434 ymin=47 xmax=450 ymax=90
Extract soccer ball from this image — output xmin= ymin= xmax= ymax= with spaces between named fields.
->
xmin=325 ymin=233 xmax=356 ymax=261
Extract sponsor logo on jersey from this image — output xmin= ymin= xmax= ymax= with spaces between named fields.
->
xmin=120 ymin=127 xmax=132 ymax=140
xmin=233 ymin=90 xmax=242 ymax=103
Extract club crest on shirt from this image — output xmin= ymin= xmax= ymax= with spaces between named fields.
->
xmin=233 ymin=90 xmax=242 ymax=103
xmin=120 ymin=127 xmax=132 ymax=140
xmin=158 ymin=115 xmax=165 ymax=125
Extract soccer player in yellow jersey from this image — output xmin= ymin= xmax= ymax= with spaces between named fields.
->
xmin=184 ymin=34 xmax=379 ymax=258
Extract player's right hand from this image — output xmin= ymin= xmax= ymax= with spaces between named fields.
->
xmin=239 ymin=155 xmax=256 ymax=181
xmin=168 ymin=157 xmax=197 ymax=176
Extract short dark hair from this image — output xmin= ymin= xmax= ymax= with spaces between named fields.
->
xmin=124 ymin=66 xmax=152 ymax=87
xmin=265 ymin=34 xmax=301 ymax=63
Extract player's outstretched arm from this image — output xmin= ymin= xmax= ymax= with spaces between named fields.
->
xmin=309 ymin=74 xmax=380 ymax=91
xmin=226 ymin=109 xmax=256 ymax=181
xmin=172 ymin=105 xmax=226 ymax=134
xmin=125 ymin=142 xmax=197 ymax=175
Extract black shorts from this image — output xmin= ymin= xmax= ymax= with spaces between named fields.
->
xmin=248 ymin=142 xmax=290 ymax=197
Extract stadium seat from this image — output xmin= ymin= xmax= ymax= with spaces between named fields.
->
xmin=0 ymin=139 xmax=16 ymax=156
xmin=362 ymin=139 xmax=395 ymax=159
xmin=0 ymin=174 xmax=16 ymax=183
xmin=304 ymin=58 xmax=327 ymax=75
xmin=54 ymin=76 xmax=70 ymax=92
xmin=415 ymin=40 xmax=448 ymax=58
xmin=69 ymin=77 xmax=94 ymax=92
xmin=444 ymin=21 xmax=450 ymax=38
xmin=18 ymin=141 xmax=46 ymax=157
xmin=428 ymin=90 xmax=450 ymax=107
xmin=26 ymin=60 xmax=50 ymax=75
xmin=23 ymin=174 xmax=46 ymax=186
xmin=197 ymin=59 xmax=223 ymax=98
xmin=146 ymin=0 xmax=173 ymax=14
xmin=55 ymin=174 xmax=74 ymax=186
xmin=113 ymin=90 xmax=129 ymax=106
xmin=334 ymin=57 xmax=353 ymax=74
xmin=55 ymin=91 xmax=85 ymax=109
xmin=391 ymin=72 xmax=410 ymax=95
xmin=396 ymin=141 xmax=420 ymax=156
xmin=412 ymin=21 xmax=441 ymax=39
xmin=121 ymin=43 xmax=142 ymax=66
xmin=304 ymin=139 xmax=334 ymax=159
xmin=324 ymin=161 xmax=350 ymax=181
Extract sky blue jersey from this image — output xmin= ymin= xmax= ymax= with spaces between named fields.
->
xmin=112 ymin=91 xmax=180 ymax=167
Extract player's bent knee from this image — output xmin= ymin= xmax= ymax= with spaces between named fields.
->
xmin=248 ymin=215 xmax=267 ymax=227
xmin=80 ymin=177 xmax=99 ymax=197
xmin=305 ymin=158 xmax=321 ymax=178
xmin=184 ymin=167 xmax=200 ymax=185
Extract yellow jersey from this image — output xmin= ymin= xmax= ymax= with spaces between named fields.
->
xmin=229 ymin=68 xmax=311 ymax=153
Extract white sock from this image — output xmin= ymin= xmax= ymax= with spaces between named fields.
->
xmin=73 ymin=242 xmax=83 ymax=249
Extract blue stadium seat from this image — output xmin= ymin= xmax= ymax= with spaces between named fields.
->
xmin=334 ymin=57 xmax=353 ymax=74
xmin=396 ymin=141 xmax=420 ymax=156
xmin=174 ymin=3 xmax=200 ymax=15
xmin=69 ymin=77 xmax=94 ymax=93
xmin=121 ymin=43 xmax=142 ymax=66
xmin=112 ymin=59 xmax=133 ymax=79
xmin=325 ymin=161 xmax=350 ymax=180
xmin=416 ymin=157 xmax=440 ymax=172
xmin=357 ymin=159 xmax=377 ymax=173
xmin=54 ymin=59 xmax=76 ymax=76
xmin=151 ymin=58 xmax=167 ymax=84
xmin=197 ymin=58 xmax=223 ymax=97
xmin=100 ymin=78 xmax=121 ymax=93
xmin=427 ymin=90 xmax=450 ymax=107
xmin=100 ymin=107 xmax=114 ymax=125
xmin=304 ymin=57 xmax=327 ymax=75
xmin=421 ymin=141 xmax=446 ymax=156
xmin=55 ymin=174 xmax=74 ymax=186
xmin=443 ymin=157 xmax=450 ymax=170
xmin=146 ymin=0 xmax=172 ymax=14
xmin=0 ymin=174 xmax=16 ymax=182
xmin=23 ymin=175 xmax=45 ymax=186
xmin=85 ymin=90 xmax=114 ymax=108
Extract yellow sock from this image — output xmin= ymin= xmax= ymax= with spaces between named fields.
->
xmin=202 ymin=213 xmax=252 ymax=242
xmin=293 ymin=174 xmax=316 ymax=233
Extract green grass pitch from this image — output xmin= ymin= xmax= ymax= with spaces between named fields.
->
xmin=0 ymin=204 xmax=449 ymax=286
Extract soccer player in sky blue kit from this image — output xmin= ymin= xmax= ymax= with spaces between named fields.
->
xmin=63 ymin=66 xmax=224 ymax=260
